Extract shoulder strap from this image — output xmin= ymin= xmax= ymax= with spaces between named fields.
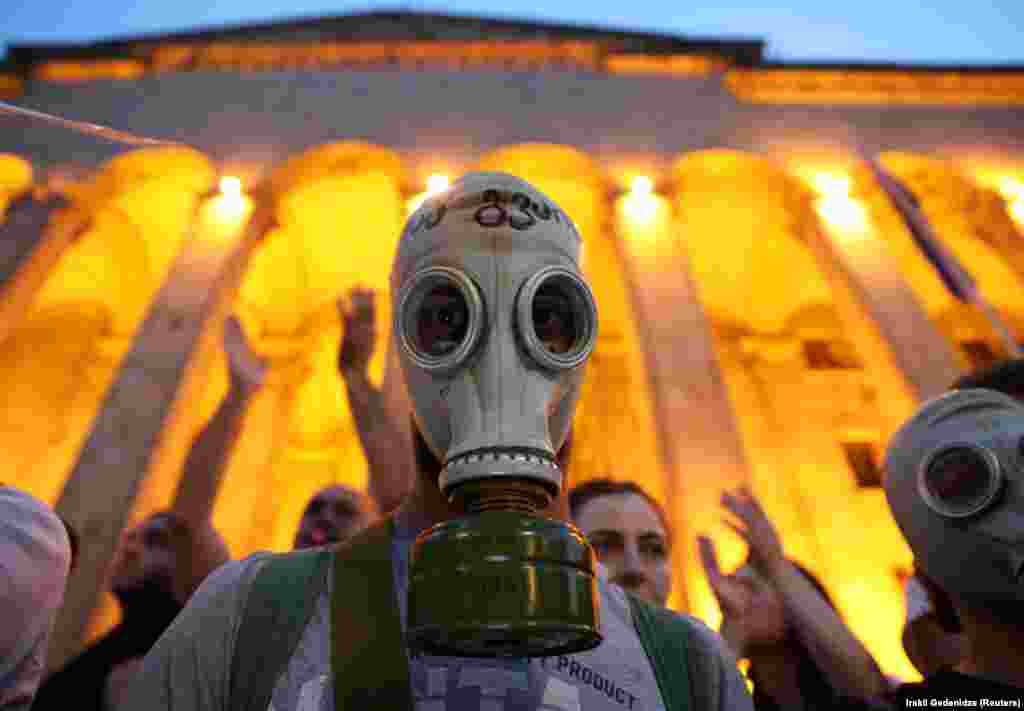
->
xmin=230 ymin=548 xmax=333 ymax=711
xmin=627 ymin=593 xmax=695 ymax=711
xmin=331 ymin=518 xmax=414 ymax=711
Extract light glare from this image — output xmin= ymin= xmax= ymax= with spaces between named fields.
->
xmin=630 ymin=175 xmax=654 ymax=195
xmin=809 ymin=171 xmax=852 ymax=198
xmin=815 ymin=194 xmax=868 ymax=231
xmin=220 ymin=176 xmax=242 ymax=198
xmin=426 ymin=174 xmax=449 ymax=195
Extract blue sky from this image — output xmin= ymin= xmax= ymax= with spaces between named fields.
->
xmin=2 ymin=0 xmax=1023 ymax=64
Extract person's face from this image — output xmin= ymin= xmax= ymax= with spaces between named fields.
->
xmin=574 ymin=492 xmax=671 ymax=606
xmin=109 ymin=515 xmax=177 ymax=597
xmin=293 ymin=486 xmax=370 ymax=550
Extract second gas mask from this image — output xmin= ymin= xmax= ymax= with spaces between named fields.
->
xmin=392 ymin=172 xmax=601 ymax=657
xmin=885 ymin=388 xmax=1024 ymax=607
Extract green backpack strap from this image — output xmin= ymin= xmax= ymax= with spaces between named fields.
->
xmin=331 ymin=518 xmax=414 ymax=710
xmin=230 ymin=547 xmax=334 ymax=711
xmin=627 ymin=593 xmax=694 ymax=711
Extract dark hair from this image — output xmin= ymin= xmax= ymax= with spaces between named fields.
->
xmin=951 ymin=358 xmax=1024 ymax=401
xmin=58 ymin=514 xmax=79 ymax=573
xmin=567 ymin=478 xmax=672 ymax=540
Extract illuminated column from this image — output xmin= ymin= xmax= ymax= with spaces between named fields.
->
xmin=615 ymin=176 xmax=752 ymax=618
xmin=211 ymin=349 xmax=310 ymax=556
xmin=232 ymin=142 xmax=406 ymax=547
xmin=0 ymin=154 xmax=33 ymax=218
xmin=49 ymin=179 xmax=266 ymax=669
xmin=0 ymin=193 xmax=88 ymax=347
xmin=807 ymin=175 xmax=960 ymax=430
xmin=1001 ymin=178 xmax=1024 ymax=231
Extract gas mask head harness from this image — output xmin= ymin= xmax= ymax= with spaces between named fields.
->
xmin=392 ymin=172 xmax=601 ymax=657
xmin=885 ymin=388 xmax=1024 ymax=607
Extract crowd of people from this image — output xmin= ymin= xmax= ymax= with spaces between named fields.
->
xmin=3 ymin=172 xmax=1024 ymax=710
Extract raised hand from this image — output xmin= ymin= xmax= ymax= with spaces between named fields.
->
xmin=720 ymin=487 xmax=785 ymax=577
xmin=699 ymin=534 xmax=755 ymax=655
xmin=699 ymin=535 xmax=750 ymax=618
xmin=337 ymin=287 xmax=377 ymax=376
xmin=223 ymin=315 xmax=268 ymax=392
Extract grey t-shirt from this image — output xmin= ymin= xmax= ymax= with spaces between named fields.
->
xmin=125 ymin=524 xmax=751 ymax=711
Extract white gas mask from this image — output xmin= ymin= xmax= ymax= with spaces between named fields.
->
xmin=392 ymin=171 xmax=597 ymax=505
xmin=885 ymin=388 xmax=1024 ymax=606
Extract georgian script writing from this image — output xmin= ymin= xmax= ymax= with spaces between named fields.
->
xmin=410 ymin=188 xmax=568 ymax=234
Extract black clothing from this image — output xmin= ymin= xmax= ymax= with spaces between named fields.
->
xmin=32 ymin=587 xmax=182 ymax=711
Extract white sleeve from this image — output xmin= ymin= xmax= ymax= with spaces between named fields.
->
xmin=117 ymin=554 xmax=272 ymax=711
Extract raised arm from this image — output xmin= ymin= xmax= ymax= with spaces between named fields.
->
xmin=169 ymin=316 xmax=268 ymax=602
xmin=337 ymin=287 xmax=413 ymax=515
xmin=721 ymin=487 xmax=888 ymax=699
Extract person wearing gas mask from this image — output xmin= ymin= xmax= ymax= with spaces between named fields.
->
xmin=881 ymin=387 xmax=1024 ymax=704
xmin=122 ymin=172 xmax=752 ymax=711
xmin=899 ymin=358 xmax=1023 ymax=679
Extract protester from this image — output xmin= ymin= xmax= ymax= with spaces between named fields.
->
xmin=700 ymin=487 xmax=887 ymax=709
xmin=291 ymin=484 xmax=374 ymax=550
xmin=31 ymin=317 xmax=259 ymax=711
xmin=569 ymin=478 xmax=672 ymax=606
xmin=0 ymin=486 xmax=71 ymax=711
xmin=899 ymin=357 xmax=1024 ymax=678
xmin=337 ymin=286 xmax=414 ymax=515
xmin=123 ymin=172 xmax=752 ymax=710
xmin=881 ymin=387 xmax=1024 ymax=704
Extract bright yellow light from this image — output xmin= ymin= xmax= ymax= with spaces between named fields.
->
xmin=808 ymin=171 xmax=852 ymax=198
xmin=426 ymin=174 xmax=450 ymax=195
xmin=406 ymin=193 xmax=427 ymax=216
xmin=220 ymin=176 xmax=242 ymax=198
xmin=621 ymin=175 xmax=660 ymax=223
xmin=997 ymin=177 xmax=1024 ymax=202
xmin=406 ymin=174 xmax=452 ymax=217
xmin=1011 ymin=200 xmax=1024 ymax=227
xmin=815 ymin=194 xmax=869 ymax=231
xmin=630 ymin=175 xmax=654 ymax=196
xmin=622 ymin=193 xmax=658 ymax=223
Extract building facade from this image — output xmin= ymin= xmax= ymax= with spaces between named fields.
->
xmin=2 ymin=11 xmax=1024 ymax=678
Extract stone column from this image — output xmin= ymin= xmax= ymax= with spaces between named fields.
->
xmin=614 ymin=189 xmax=752 ymax=618
xmin=47 ymin=194 xmax=270 ymax=670
xmin=808 ymin=193 xmax=961 ymax=433
xmin=213 ymin=352 xmax=309 ymax=556
xmin=0 ymin=194 xmax=86 ymax=347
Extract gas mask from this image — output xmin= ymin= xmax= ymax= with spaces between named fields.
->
xmin=885 ymin=388 xmax=1024 ymax=607
xmin=392 ymin=172 xmax=601 ymax=657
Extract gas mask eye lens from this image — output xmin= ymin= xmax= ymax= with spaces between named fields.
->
xmin=398 ymin=267 xmax=484 ymax=373
xmin=516 ymin=266 xmax=597 ymax=371
xmin=920 ymin=445 xmax=1002 ymax=518
xmin=417 ymin=284 xmax=469 ymax=357
xmin=533 ymin=283 xmax=576 ymax=355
